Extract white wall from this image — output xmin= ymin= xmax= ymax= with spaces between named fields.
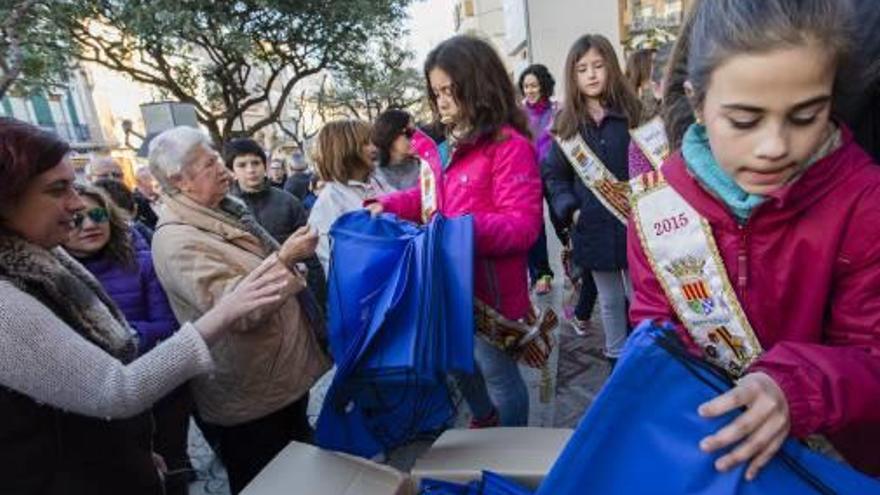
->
xmin=527 ymin=0 xmax=622 ymax=99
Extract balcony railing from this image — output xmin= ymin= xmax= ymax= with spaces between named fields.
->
xmin=630 ymin=13 xmax=682 ymax=32
xmin=38 ymin=123 xmax=94 ymax=144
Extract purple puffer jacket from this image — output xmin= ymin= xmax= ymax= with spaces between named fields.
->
xmin=80 ymin=228 xmax=179 ymax=354
xmin=628 ymin=140 xmax=655 ymax=178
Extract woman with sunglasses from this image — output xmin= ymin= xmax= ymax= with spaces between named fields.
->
xmin=64 ymin=184 xmax=178 ymax=353
xmin=63 ymin=184 xmax=193 ymax=494
xmin=370 ymin=109 xmax=422 ymax=191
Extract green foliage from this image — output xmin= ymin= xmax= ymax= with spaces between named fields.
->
xmin=63 ymin=0 xmax=412 ymax=143
xmin=0 ymin=0 xmax=78 ymax=98
xmin=322 ymin=37 xmax=424 ymax=122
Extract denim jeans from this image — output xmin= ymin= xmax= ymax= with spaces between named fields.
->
xmin=452 ymin=337 xmax=530 ymax=426
xmin=591 ymin=269 xmax=633 ymax=358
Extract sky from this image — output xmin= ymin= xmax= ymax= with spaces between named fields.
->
xmin=404 ymin=0 xmax=456 ymax=69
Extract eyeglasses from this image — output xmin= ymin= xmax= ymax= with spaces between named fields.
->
xmin=73 ymin=207 xmax=109 ymax=229
xmin=401 ymin=128 xmax=415 ymax=139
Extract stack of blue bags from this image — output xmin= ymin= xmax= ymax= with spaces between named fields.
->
xmin=536 ymin=322 xmax=880 ymax=494
xmin=316 ymin=211 xmax=476 ymax=458
xmin=316 ymin=209 xmax=880 ymax=493
xmin=420 ymin=322 xmax=880 ymax=494
xmin=420 ymin=472 xmax=532 ymax=495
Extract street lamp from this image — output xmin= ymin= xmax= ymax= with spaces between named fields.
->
xmin=121 ymin=119 xmax=145 ymax=150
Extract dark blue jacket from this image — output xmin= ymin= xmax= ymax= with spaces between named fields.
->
xmin=231 ymin=180 xmax=328 ymax=308
xmin=80 ymin=228 xmax=179 ymax=353
xmin=543 ymin=112 xmax=630 ymax=271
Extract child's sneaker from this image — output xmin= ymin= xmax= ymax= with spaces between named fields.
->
xmin=571 ymin=316 xmax=591 ymax=336
xmin=469 ymin=408 xmax=500 ymax=429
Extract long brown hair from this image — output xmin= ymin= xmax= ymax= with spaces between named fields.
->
xmin=625 ymin=49 xmax=654 ymax=92
xmin=424 ymin=35 xmax=530 ymax=142
xmin=312 ymin=120 xmax=373 ymax=183
xmin=555 ymin=34 xmax=641 ymax=139
xmin=71 ymin=184 xmax=136 ymax=269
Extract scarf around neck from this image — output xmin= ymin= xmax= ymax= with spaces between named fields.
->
xmin=682 ymin=124 xmax=767 ymax=223
xmin=0 ymin=231 xmax=137 ymax=362
xmin=682 ymin=123 xmax=843 ymax=223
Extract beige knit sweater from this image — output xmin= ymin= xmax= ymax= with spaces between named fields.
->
xmin=0 ymin=280 xmax=213 ymax=419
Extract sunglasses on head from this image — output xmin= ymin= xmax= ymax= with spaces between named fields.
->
xmin=73 ymin=207 xmax=109 ymax=229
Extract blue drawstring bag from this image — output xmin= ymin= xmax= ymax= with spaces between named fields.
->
xmin=537 ymin=322 xmax=880 ymax=495
xmin=316 ymin=211 xmax=475 ymax=457
xmin=420 ymin=471 xmax=533 ymax=495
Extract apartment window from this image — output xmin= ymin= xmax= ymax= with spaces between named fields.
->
xmin=0 ymin=97 xmax=12 ymax=118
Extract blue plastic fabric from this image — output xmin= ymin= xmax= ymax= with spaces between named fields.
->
xmin=420 ymin=471 xmax=533 ymax=495
xmin=537 ymin=322 xmax=880 ymax=495
xmin=316 ymin=211 xmax=475 ymax=457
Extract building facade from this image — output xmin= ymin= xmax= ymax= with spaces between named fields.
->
xmin=0 ymin=68 xmax=108 ymax=152
xmin=467 ymin=0 xmax=694 ymax=88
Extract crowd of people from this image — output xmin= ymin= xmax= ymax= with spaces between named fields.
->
xmin=1 ymin=0 xmax=879 ymax=493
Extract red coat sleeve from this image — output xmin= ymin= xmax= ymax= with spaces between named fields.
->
xmin=750 ymin=226 xmax=880 ymax=438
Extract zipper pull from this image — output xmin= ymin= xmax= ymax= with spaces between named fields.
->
xmin=737 ymin=226 xmax=748 ymax=293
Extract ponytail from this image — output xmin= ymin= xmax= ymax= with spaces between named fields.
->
xmin=661 ymin=1 xmax=698 ymax=151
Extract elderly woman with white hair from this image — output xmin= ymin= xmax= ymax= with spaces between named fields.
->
xmin=148 ymin=126 xmax=331 ymax=494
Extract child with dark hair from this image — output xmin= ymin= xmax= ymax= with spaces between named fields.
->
xmin=224 ymin=137 xmax=328 ymax=308
xmin=630 ymin=0 xmax=880 ymax=477
xmin=368 ymin=35 xmax=546 ymax=427
xmin=625 ymin=48 xmax=657 ymax=122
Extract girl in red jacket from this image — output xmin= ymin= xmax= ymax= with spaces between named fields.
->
xmin=629 ymin=0 xmax=880 ymax=479
xmin=368 ymin=35 xmax=545 ymax=426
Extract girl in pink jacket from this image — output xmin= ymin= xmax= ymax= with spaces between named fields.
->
xmin=368 ymin=35 xmax=543 ymax=426
xmin=629 ymin=0 xmax=880 ymax=479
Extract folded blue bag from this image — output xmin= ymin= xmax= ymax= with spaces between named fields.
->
xmin=316 ymin=211 xmax=475 ymax=457
xmin=420 ymin=471 xmax=533 ymax=495
xmin=537 ymin=322 xmax=880 ymax=494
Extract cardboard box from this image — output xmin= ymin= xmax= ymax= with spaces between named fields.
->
xmin=241 ymin=441 xmax=411 ymax=495
xmin=410 ymin=427 xmax=573 ymax=490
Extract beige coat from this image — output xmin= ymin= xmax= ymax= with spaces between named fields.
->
xmin=152 ymin=193 xmax=330 ymax=426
